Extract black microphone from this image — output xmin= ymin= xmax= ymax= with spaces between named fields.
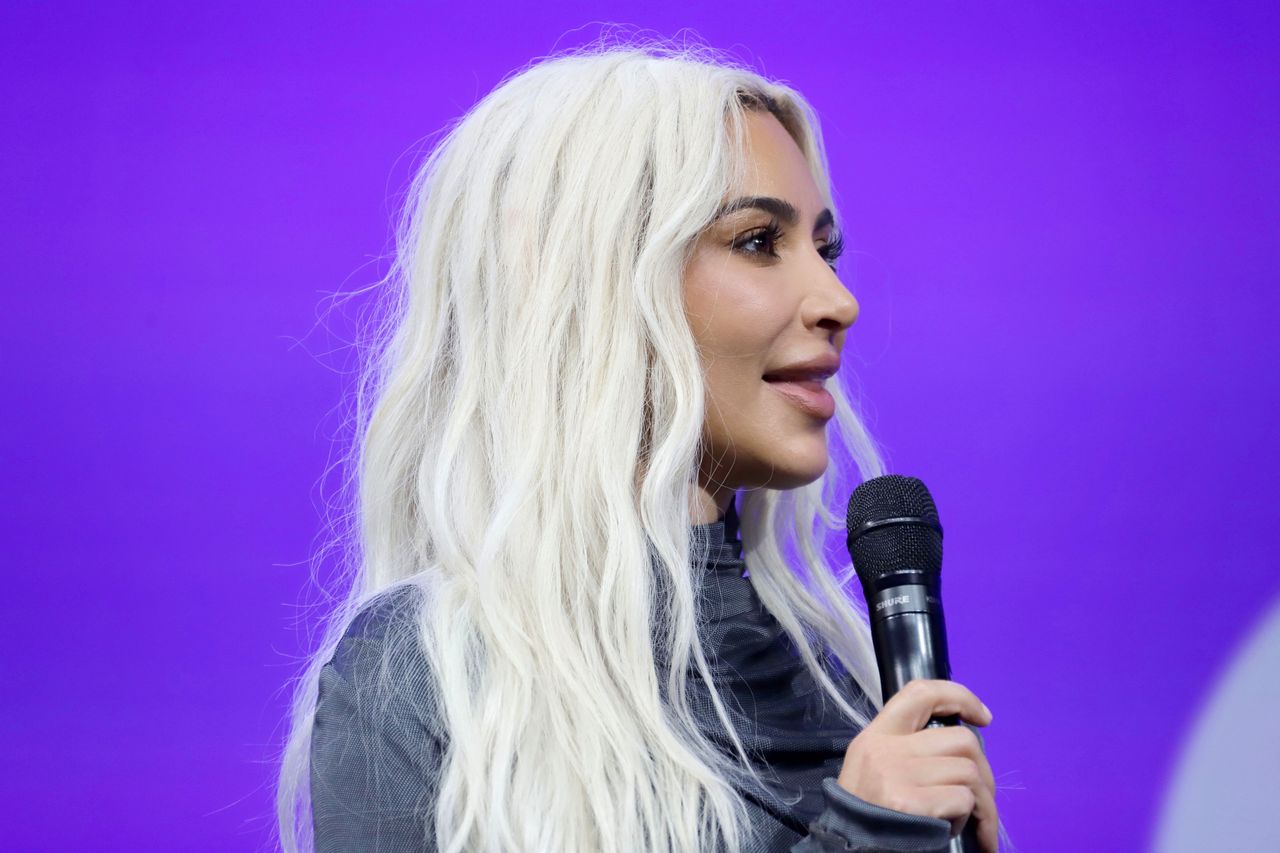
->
xmin=846 ymin=474 xmax=980 ymax=852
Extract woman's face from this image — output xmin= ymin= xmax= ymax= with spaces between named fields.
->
xmin=683 ymin=110 xmax=859 ymax=510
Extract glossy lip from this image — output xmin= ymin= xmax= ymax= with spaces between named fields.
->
xmin=766 ymin=376 xmax=836 ymax=419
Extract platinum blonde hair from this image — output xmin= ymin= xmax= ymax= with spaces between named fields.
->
xmin=277 ymin=37 xmax=887 ymax=853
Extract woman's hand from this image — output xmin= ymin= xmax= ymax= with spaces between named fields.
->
xmin=837 ymin=679 xmax=998 ymax=852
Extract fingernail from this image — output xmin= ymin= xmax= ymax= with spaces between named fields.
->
xmin=982 ymin=702 xmax=993 ymax=721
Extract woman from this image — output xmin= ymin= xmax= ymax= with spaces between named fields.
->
xmin=276 ymin=40 xmax=1000 ymax=853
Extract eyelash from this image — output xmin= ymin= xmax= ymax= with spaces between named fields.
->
xmin=734 ymin=219 xmax=845 ymax=269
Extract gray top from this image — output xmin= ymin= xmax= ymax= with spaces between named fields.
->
xmin=310 ymin=505 xmax=953 ymax=851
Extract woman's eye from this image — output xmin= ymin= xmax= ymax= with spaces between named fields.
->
xmin=733 ymin=223 xmax=844 ymax=268
xmin=734 ymin=225 xmax=782 ymax=257
xmin=819 ymin=232 xmax=846 ymax=268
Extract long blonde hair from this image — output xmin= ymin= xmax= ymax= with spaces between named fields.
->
xmin=277 ymin=37 xmax=886 ymax=853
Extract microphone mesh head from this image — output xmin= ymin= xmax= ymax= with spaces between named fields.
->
xmin=846 ymin=475 xmax=943 ymax=582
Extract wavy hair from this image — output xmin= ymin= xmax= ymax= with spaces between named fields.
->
xmin=277 ymin=37 xmax=887 ymax=853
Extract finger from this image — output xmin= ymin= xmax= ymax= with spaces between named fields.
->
xmin=907 ymin=722 xmax=988 ymax=766
xmin=906 ymin=753 xmax=1003 ymax=845
xmin=945 ymin=764 xmax=999 ymax=853
xmin=908 ymin=727 xmax=997 ymax=795
xmin=973 ymin=783 xmax=1000 ymax=853
xmin=902 ymin=756 xmax=983 ymax=792
xmin=919 ymin=784 xmax=977 ymax=838
xmin=935 ymin=757 xmax=999 ymax=853
xmin=872 ymin=680 xmax=992 ymax=734
xmin=972 ymin=738 xmax=996 ymax=801
xmin=899 ymin=756 xmax=997 ymax=850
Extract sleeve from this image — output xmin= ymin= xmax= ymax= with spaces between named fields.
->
xmin=788 ymin=778 xmax=952 ymax=853
xmin=309 ymin=607 xmax=446 ymax=852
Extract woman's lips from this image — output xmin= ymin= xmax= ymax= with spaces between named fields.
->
xmin=764 ymin=376 xmax=835 ymax=419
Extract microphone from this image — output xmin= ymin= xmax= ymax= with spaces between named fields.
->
xmin=846 ymin=474 xmax=980 ymax=852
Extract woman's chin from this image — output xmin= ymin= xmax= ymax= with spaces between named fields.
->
xmin=772 ymin=461 xmax=829 ymax=490
xmin=703 ymin=429 xmax=830 ymax=492
xmin=746 ymin=446 xmax=830 ymax=491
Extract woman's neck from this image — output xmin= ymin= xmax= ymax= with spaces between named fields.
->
xmin=691 ymin=482 xmax=735 ymax=524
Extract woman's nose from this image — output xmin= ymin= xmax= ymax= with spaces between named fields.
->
xmin=804 ymin=260 xmax=859 ymax=334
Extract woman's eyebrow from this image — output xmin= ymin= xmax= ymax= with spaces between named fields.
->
xmin=715 ymin=195 xmax=835 ymax=233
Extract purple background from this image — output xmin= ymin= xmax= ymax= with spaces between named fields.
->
xmin=3 ymin=3 xmax=1276 ymax=850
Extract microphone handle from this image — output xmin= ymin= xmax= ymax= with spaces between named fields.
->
xmin=866 ymin=582 xmax=982 ymax=853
